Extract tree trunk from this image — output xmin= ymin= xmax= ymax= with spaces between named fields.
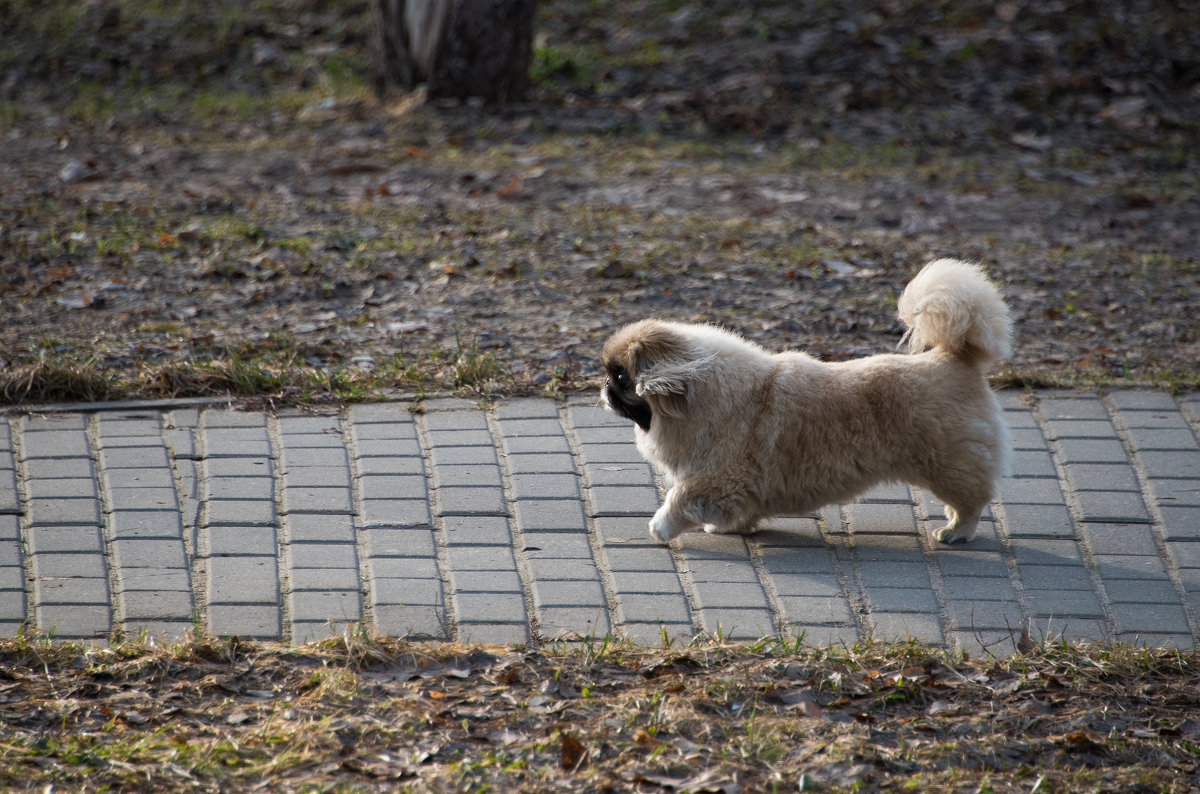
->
xmin=369 ymin=0 xmax=535 ymax=104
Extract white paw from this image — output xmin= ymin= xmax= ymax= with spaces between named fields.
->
xmin=934 ymin=524 xmax=973 ymax=544
xmin=649 ymin=512 xmax=681 ymax=544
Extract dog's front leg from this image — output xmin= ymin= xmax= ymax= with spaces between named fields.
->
xmin=648 ymin=486 xmax=702 ymax=543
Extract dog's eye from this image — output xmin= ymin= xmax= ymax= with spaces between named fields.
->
xmin=611 ymin=368 xmax=631 ymax=389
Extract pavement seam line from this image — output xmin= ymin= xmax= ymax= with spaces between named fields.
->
xmin=912 ymin=485 xmax=955 ymax=649
xmin=266 ymin=412 xmax=293 ymax=643
xmin=344 ymin=407 xmax=377 ymax=639
xmin=1030 ymin=395 xmax=1119 ymax=642
xmin=10 ymin=415 xmax=34 ymax=635
xmin=1103 ymin=394 xmax=1200 ymax=643
xmin=832 ymin=503 xmax=874 ymax=642
xmin=485 ymin=406 xmax=539 ymax=645
xmin=412 ymin=410 xmax=457 ymax=643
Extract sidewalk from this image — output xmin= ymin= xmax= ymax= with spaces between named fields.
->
xmin=1 ymin=390 xmax=1198 ymax=655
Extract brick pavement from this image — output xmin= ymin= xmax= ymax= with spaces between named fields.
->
xmin=1 ymin=390 xmax=1198 ymax=655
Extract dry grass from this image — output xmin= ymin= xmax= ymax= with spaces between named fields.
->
xmin=0 ymin=627 xmax=1197 ymax=792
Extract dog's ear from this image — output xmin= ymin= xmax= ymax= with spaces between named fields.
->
xmin=623 ymin=323 xmax=713 ymax=417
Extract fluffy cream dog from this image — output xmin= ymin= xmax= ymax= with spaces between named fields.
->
xmin=600 ymin=258 xmax=1012 ymax=545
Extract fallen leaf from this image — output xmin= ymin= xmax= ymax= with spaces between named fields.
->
xmin=560 ymin=732 xmax=585 ymax=770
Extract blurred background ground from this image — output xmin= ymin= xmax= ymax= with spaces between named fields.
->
xmin=1 ymin=0 xmax=1197 ymax=405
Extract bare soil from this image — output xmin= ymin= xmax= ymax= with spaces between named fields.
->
xmin=1 ymin=0 xmax=1197 ymax=405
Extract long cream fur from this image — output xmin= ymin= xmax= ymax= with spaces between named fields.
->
xmin=601 ymin=258 xmax=1012 ymax=545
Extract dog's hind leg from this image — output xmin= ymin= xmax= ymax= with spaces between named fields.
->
xmin=932 ymin=502 xmax=983 ymax=544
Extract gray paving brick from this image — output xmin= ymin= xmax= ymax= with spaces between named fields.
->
xmin=204 ymin=477 xmax=274 ymax=501
xmin=101 ymin=446 xmax=170 ymax=469
xmin=941 ymin=576 xmax=1018 ymax=602
xmin=445 ymin=545 xmax=516 ymax=571
xmin=873 ymin=611 xmax=945 ymax=642
xmin=1024 ymin=588 xmax=1105 ymax=618
xmin=348 ymin=418 xmax=419 ymax=442
xmin=363 ymin=527 xmax=437 ymax=558
xmin=498 ymin=419 xmax=564 ymax=437
xmin=1041 ymin=397 xmax=1109 ymax=420
xmin=777 ymin=594 xmax=855 ymax=625
xmin=118 ymin=567 xmax=192 ymax=592
xmin=615 ymin=594 xmax=691 ymax=625
xmin=1167 ymin=541 xmax=1200 ymax=569
xmin=120 ymin=591 xmax=194 ymax=621
xmin=1065 ymin=464 xmax=1142 ymax=493
xmin=453 ymin=592 xmax=526 ymax=623
xmin=527 ymin=557 xmax=602 ymax=581
xmin=610 ymin=571 xmax=684 ymax=594
xmin=1010 ymin=538 xmax=1084 ymax=566
xmin=279 ymin=434 xmax=346 ymax=450
xmin=203 ymin=410 xmax=266 ymax=428
xmin=102 ymin=467 xmax=176 ymax=491
xmin=605 ymin=546 xmax=676 ymax=571
xmin=282 ymin=486 xmax=353 ymax=515
xmin=368 ymin=556 xmax=439 ymax=580
xmin=23 ymin=457 xmax=93 ymax=479
xmin=423 ymin=411 xmax=489 ymax=431
xmin=1059 ymin=438 xmax=1131 ymax=465
xmin=202 ymin=526 xmax=278 ymax=556
xmin=936 ymin=550 xmax=1008 ymax=578
xmin=203 ymin=438 xmax=271 ymax=458
xmin=538 ymin=607 xmax=612 ymax=639
xmin=697 ymin=607 xmax=775 ymax=639
xmin=1139 ymin=450 xmax=1200 ymax=480
xmin=429 ymin=465 xmax=499 ymax=489
xmin=1109 ymin=392 xmax=1180 ymax=411
xmin=429 ymin=445 xmax=497 ymax=466
xmin=355 ymin=439 xmax=423 ymax=458
xmin=282 ymin=447 xmax=350 ymax=468
xmin=853 ymin=534 xmax=923 ymax=559
xmin=0 ymin=564 xmax=21 ymax=589
xmin=1104 ymin=578 xmax=1180 ymax=604
xmin=24 ymin=415 xmax=87 ymax=431
xmin=685 ymin=559 xmax=760 ymax=583
xmin=1128 ymin=427 xmax=1200 ymax=451
xmin=26 ymin=478 xmax=98 ymax=499
xmin=506 ymin=453 xmax=576 ymax=474
xmin=286 ymin=514 xmax=354 ymax=543
xmin=373 ymin=604 xmax=448 ymax=639
xmin=1019 ymin=564 xmax=1093 ymax=591
xmin=277 ymin=414 xmax=343 ymax=434
xmin=37 ymin=604 xmax=111 ymax=637
xmin=106 ymin=487 xmax=179 ymax=512
xmin=523 ymin=532 xmax=593 ymax=559
xmin=26 ymin=526 xmax=103 ymax=554
xmin=532 ymin=580 xmax=606 ymax=609
xmin=371 ymin=577 xmax=445 ymax=606
xmin=289 ymin=590 xmax=361 ymax=621
xmin=1010 ymin=427 xmax=1048 ymax=449
xmin=443 ymin=515 xmax=512 ymax=546
xmin=0 ymin=469 xmax=16 ymax=515
xmin=510 ymin=474 xmax=581 ymax=501
xmin=1094 ymin=555 xmax=1168 ymax=580
xmin=165 ymin=429 xmax=197 ymax=459
xmin=595 ymin=516 xmax=659 ymax=545
xmin=854 ymin=560 xmax=932 ymax=588
xmin=495 ymin=399 xmax=560 ymax=420
xmin=289 ymin=543 xmax=357 ymax=569
xmin=21 ymin=430 xmax=90 ymax=458
xmin=1111 ymin=603 xmax=1191 ymax=635
xmin=204 ymin=458 xmax=272 ymax=478
xmin=584 ymin=463 xmax=654 ymax=486
xmin=1082 ymin=523 xmax=1159 ymax=555
xmin=1004 ymin=504 xmax=1076 ymax=538
xmin=290 ymin=567 xmax=360 ymax=591
xmin=458 ymin=622 xmax=528 ymax=644
xmin=1045 ymin=419 xmax=1115 ymax=439
xmin=0 ymin=514 xmax=17 ymax=540
xmin=866 ymin=587 xmax=939 ymax=613
xmin=579 ymin=444 xmax=646 ymax=465
xmin=26 ymin=498 xmax=101 ymax=526
xmin=692 ymin=581 xmax=769 ymax=610
xmin=203 ymin=499 xmax=275 ymax=527
xmin=1161 ymin=507 xmax=1200 ymax=541
xmin=1076 ymin=490 xmax=1150 ymax=524
xmin=35 ymin=577 xmax=109 ymax=604
xmin=207 ymin=557 xmax=279 ymax=604
xmin=770 ymin=572 xmax=843 ymax=598
xmin=436 ymin=486 xmax=507 ymax=516
xmin=348 ymin=402 xmax=417 ymax=424
xmin=588 ymin=485 xmax=660 ymax=517
xmin=573 ymin=425 xmax=636 ymax=445
xmin=96 ymin=434 xmax=166 ymax=449
xmin=207 ymin=605 xmax=280 ymax=638
xmin=1119 ymin=411 xmax=1191 ymax=429
xmin=358 ymin=498 xmax=431 ymax=528
xmin=110 ymin=510 xmax=184 ymax=540
xmin=1010 ymin=451 xmax=1058 ymax=478
xmin=358 ymin=473 xmax=428 ymax=500
xmin=514 ymin=499 xmax=586 ymax=531
xmin=567 ymin=404 xmax=623 ymax=427
xmin=427 ymin=429 xmax=494 ymax=448
xmin=998 ymin=477 xmax=1065 ymax=504
xmin=502 ymin=435 xmax=570 ymax=455
xmin=449 ymin=569 xmax=523 ymax=593
xmin=946 ymin=598 xmax=1024 ymax=631
xmin=112 ymin=538 xmax=188 ymax=570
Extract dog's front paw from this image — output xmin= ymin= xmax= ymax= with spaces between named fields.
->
xmin=933 ymin=524 xmax=973 ymax=544
xmin=703 ymin=522 xmax=758 ymax=536
xmin=649 ymin=510 xmax=684 ymax=544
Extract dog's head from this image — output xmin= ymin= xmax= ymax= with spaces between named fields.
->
xmin=600 ymin=320 xmax=712 ymax=432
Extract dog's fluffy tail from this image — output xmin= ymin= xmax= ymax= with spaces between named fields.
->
xmin=897 ymin=258 xmax=1011 ymax=367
